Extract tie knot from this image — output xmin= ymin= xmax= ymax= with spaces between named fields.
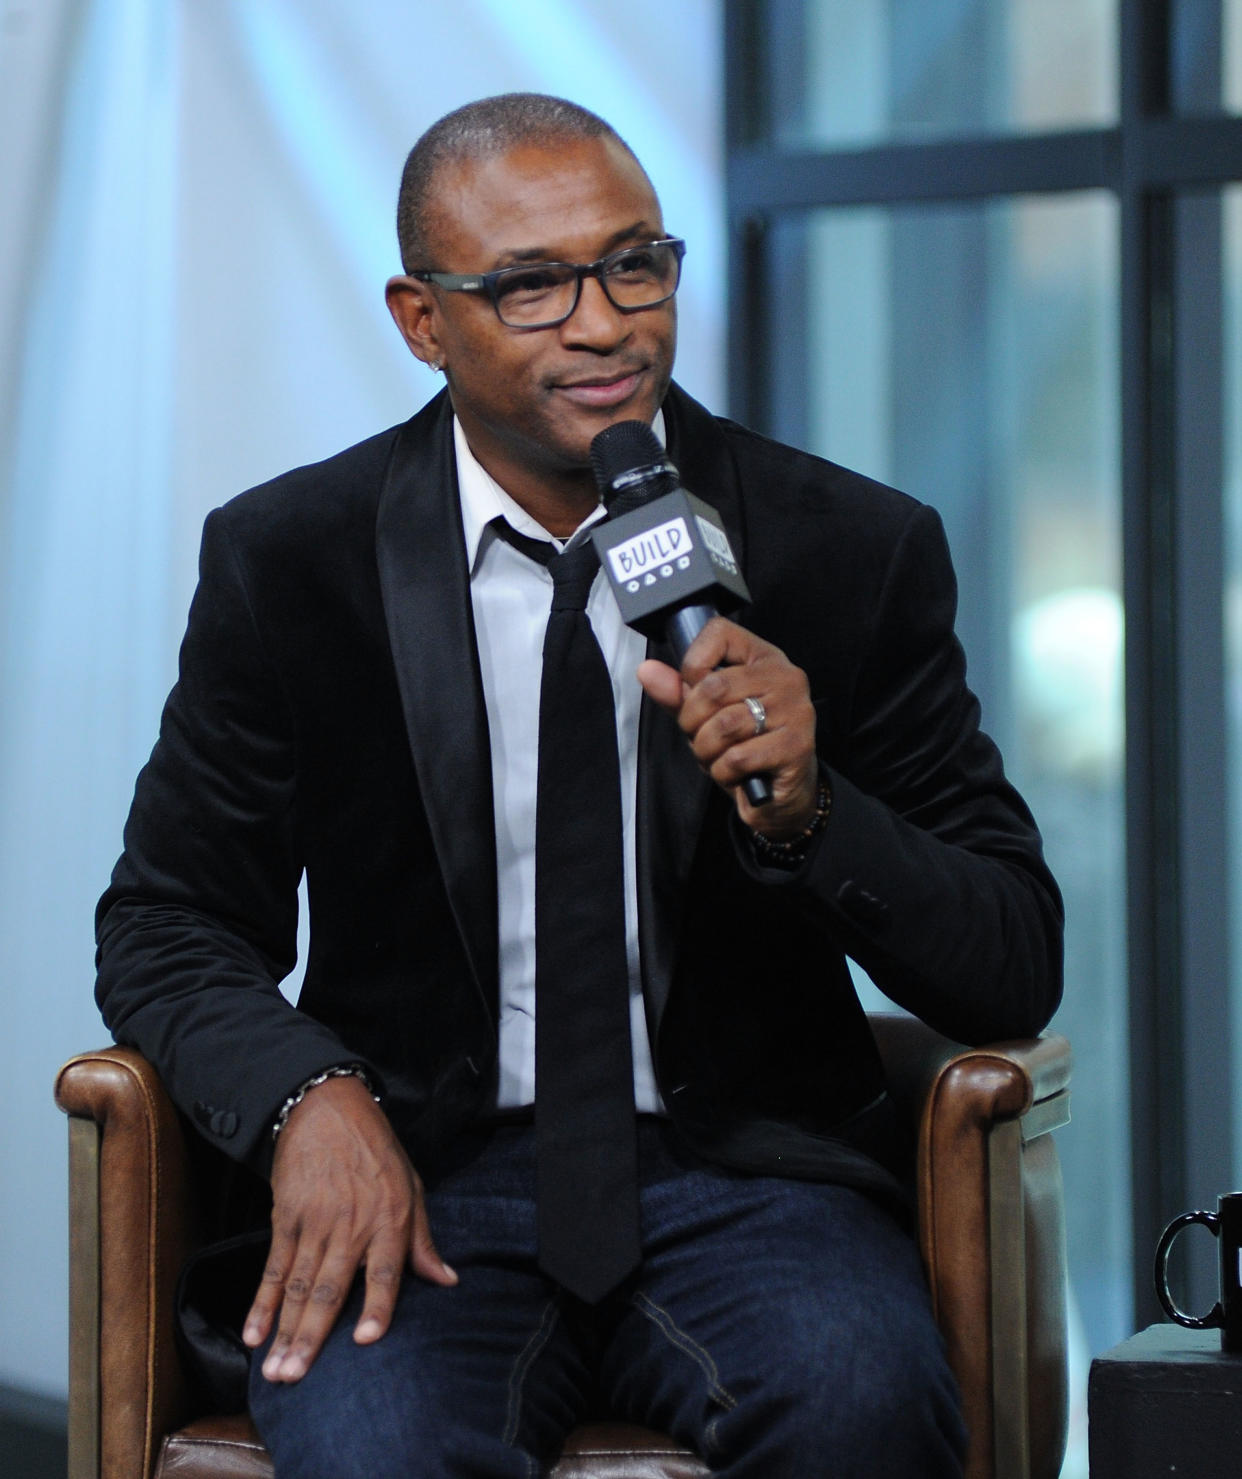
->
xmin=548 ymin=541 xmax=600 ymax=612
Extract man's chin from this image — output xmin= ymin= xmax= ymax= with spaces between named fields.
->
xmin=533 ymin=379 xmax=668 ymax=476
xmin=558 ymin=415 xmax=656 ymax=477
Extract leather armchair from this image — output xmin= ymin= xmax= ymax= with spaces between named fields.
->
xmin=56 ymin=1015 xmax=1070 ymax=1479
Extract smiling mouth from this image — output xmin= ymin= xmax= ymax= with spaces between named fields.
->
xmin=553 ymin=369 xmax=645 ymax=406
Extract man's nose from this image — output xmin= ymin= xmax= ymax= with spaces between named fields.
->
xmin=560 ymin=274 xmax=628 ymax=348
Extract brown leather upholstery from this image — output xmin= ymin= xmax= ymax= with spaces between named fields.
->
xmin=56 ymin=1017 xmax=1070 ymax=1479
xmin=153 ymin=1416 xmax=706 ymax=1479
xmin=156 ymin=1416 xmax=271 ymax=1479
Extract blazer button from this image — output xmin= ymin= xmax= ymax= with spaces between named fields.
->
xmin=192 ymin=1101 xmax=239 ymax=1138
xmin=836 ymin=879 xmax=891 ymax=929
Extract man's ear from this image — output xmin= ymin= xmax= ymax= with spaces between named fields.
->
xmin=385 ymin=276 xmax=443 ymax=370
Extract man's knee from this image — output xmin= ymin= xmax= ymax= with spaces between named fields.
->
xmin=246 ymin=1262 xmax=590 ymax=1479
xmin=253 ymin=1375 xmax=544 ymax=1479
xmin=249 ymin=1355 xmax=461 ymax=1479
xmin=713 ymin=1310 xmax=966 ymax=1477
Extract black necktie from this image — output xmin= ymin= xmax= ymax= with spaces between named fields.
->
xmin=499 ymin=523 xmax=641 ymax=1303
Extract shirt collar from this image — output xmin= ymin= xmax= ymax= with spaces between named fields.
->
xmin=455 ymin=408 xmax=667 ymax=574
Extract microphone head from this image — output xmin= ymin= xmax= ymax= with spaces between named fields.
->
xmin=590 ymin=421 xmax=680 ymax=512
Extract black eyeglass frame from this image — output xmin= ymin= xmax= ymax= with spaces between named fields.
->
xmin=408 ymin=237 xmax=686 ymax=329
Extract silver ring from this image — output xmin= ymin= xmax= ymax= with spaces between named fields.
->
xmin=744 ymin=696 xmax=767 ymax=736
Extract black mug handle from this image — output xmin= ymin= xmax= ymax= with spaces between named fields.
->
xmin=1154 ymin=1211 xmax=1225 ymax=1329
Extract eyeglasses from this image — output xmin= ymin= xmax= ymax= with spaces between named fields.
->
xmin=409 ymin=237 xmax=686 ymax=329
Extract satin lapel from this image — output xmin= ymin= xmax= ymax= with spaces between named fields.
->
xmin=636 ymin=384 xmax=749 ymax=1028
xmin=375 ymin=392 xmax=499 ymax=1013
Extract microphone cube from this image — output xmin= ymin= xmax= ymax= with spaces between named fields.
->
xmin=591 ymin=490 xmax=751 ymax=638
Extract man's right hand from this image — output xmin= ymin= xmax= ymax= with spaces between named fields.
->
xmin=242 ymin=1073 xmax=457 ymax=1383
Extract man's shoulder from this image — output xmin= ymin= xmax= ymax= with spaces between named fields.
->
xmin=214 ymin=425 xmax=402 ymax=542
xmin=666 ymin=383 xmax=927 ymax=542
xmin=210 ymin=392 xmax=449 ymax=546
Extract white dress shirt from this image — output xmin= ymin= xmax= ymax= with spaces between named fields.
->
xmin=453 ymin=415 xmax=665 ymax=1113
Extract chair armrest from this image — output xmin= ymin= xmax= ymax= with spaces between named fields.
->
xmin=869 ymin=1014 xmax=1070 ymax=1125
xmin=55 ymin=1047 xmax=198 ymax=1479
xmin=869 ymin=1015 xmax=1071 ymax=1479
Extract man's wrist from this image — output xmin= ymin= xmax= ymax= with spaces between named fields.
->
xmin=748 ymin=777 xmax=832 ymax=870
xmin=272 ymin=1064 xmax=379 ymax=1141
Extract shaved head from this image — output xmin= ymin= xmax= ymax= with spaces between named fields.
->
xmin=396 ymin=93 xmax=647 ymax=271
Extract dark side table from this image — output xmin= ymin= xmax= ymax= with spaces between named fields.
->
xmin=1089 ymin=1323 xmax=1242 ymax=1476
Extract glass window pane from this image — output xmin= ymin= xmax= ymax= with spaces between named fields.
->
xmin=769 ymin=193 xmax=1128 ymax=1372
xmin=1227 ymin=186 xmax=1242 ymax=1179
xmin=1232 ymin=0 xmax=1242 ymax=110
xmin=761 ymin=0 xmax=1118 ymax=149
xmin=1172 ymin=0 xmax=1242 ymax=113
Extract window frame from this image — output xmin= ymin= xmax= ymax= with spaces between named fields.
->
xmin=725 ymin=0 xmax=1242 ymax=1327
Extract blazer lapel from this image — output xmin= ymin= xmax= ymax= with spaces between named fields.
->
xmin=371 ymin=383 xmax=745 ymax=1035
xmin=375 ymin=392 xmax=499 ymax=1013
xmin=637 ymin=384 xmax=749 ymax=1028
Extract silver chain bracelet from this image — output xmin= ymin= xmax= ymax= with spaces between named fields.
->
xmin=271 ymin=1064 xmax=379 ymax=1142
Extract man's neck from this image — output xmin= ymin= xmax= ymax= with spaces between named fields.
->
xmin=452 ymin=407 xmax=668 ymax=543
xmin=489 ymin=472 xmax=598 ymax=539
xmin=451 ymin=408 xmax=667 ymax=539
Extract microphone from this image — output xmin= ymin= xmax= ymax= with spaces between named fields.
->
xmin=589 ymin=421 xmax=772 ymax=807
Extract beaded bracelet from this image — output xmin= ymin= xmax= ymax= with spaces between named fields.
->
xmin=749 ymin=779 xmax=833 ymax=869
xmin=272 ymin=1064 xmax=379 ymax=1142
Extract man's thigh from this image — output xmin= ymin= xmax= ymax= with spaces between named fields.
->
xmin=248 ymin=1127 xmax=592 ymax=1479
xmin=599 ymin=1162 xmax=967 ymax=1479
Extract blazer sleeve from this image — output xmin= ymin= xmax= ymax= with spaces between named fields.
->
xmin=95 ymin=508 xmax=369 ymax=1171
xmin=737 ymin=501 xmax=1064 ymax=1045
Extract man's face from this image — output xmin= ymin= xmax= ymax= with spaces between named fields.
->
xmin=389 ymin=135 xmax=677 ymax=515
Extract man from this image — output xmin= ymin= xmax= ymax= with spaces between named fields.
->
xmin=96 ymin=94 xmax=1062 ymax=1477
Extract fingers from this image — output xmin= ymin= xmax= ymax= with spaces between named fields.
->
xmin=646 ymin=618 xmax=820 ymax=837
xmin=636 ymin=657 xmax=685 ymax=711
xmin=355 ymin=1183 xmax=458 ymax=1347
xmin=408 ymin=1189 xmax=459 ymax=1289
xmin=247 ymin=1202 xmax=456 ymax=1378
xmin=352 ymin=1251 xmax=404 ymax=1346
xmin=257 ymin=1218 xmax=367 ymax=1382
xmin=242 ymin=1226 xmax=296 ymax=1352
xmin=677 ymin=616 xmax=747 ymax=685
xmin=243 ymin=1073 xmax=455 ymax=1383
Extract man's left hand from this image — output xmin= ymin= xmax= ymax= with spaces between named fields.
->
xmin=637 ymin=617 xmax=819 ymax=841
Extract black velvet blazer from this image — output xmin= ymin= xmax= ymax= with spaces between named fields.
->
xmin=96 ymin=384 xmax=1063 ymax=1205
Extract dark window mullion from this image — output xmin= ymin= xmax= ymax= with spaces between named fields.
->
xmin=1118 ymin=0 xmax=1189 ymax=1332
xmin=1171 ymin=189 xmax=1232 ymax=1318
xmin=1121 ymin=184 xmax=1183 ymax=1331
xmin=1140 ymin=114 xmax=1242 ymax=184
xmin=728 ymin=129 xmax=1118 ymax=213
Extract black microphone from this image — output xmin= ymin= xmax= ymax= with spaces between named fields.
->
xmin=589 ymin=421 xmax=773 ymax=807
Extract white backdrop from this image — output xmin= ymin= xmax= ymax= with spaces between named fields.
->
xmin=0 ymin=0 xmax=723 ymax=1400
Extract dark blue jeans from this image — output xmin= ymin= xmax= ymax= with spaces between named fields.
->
xmin=248 ymin=1120 xmax=965 ymax=1478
